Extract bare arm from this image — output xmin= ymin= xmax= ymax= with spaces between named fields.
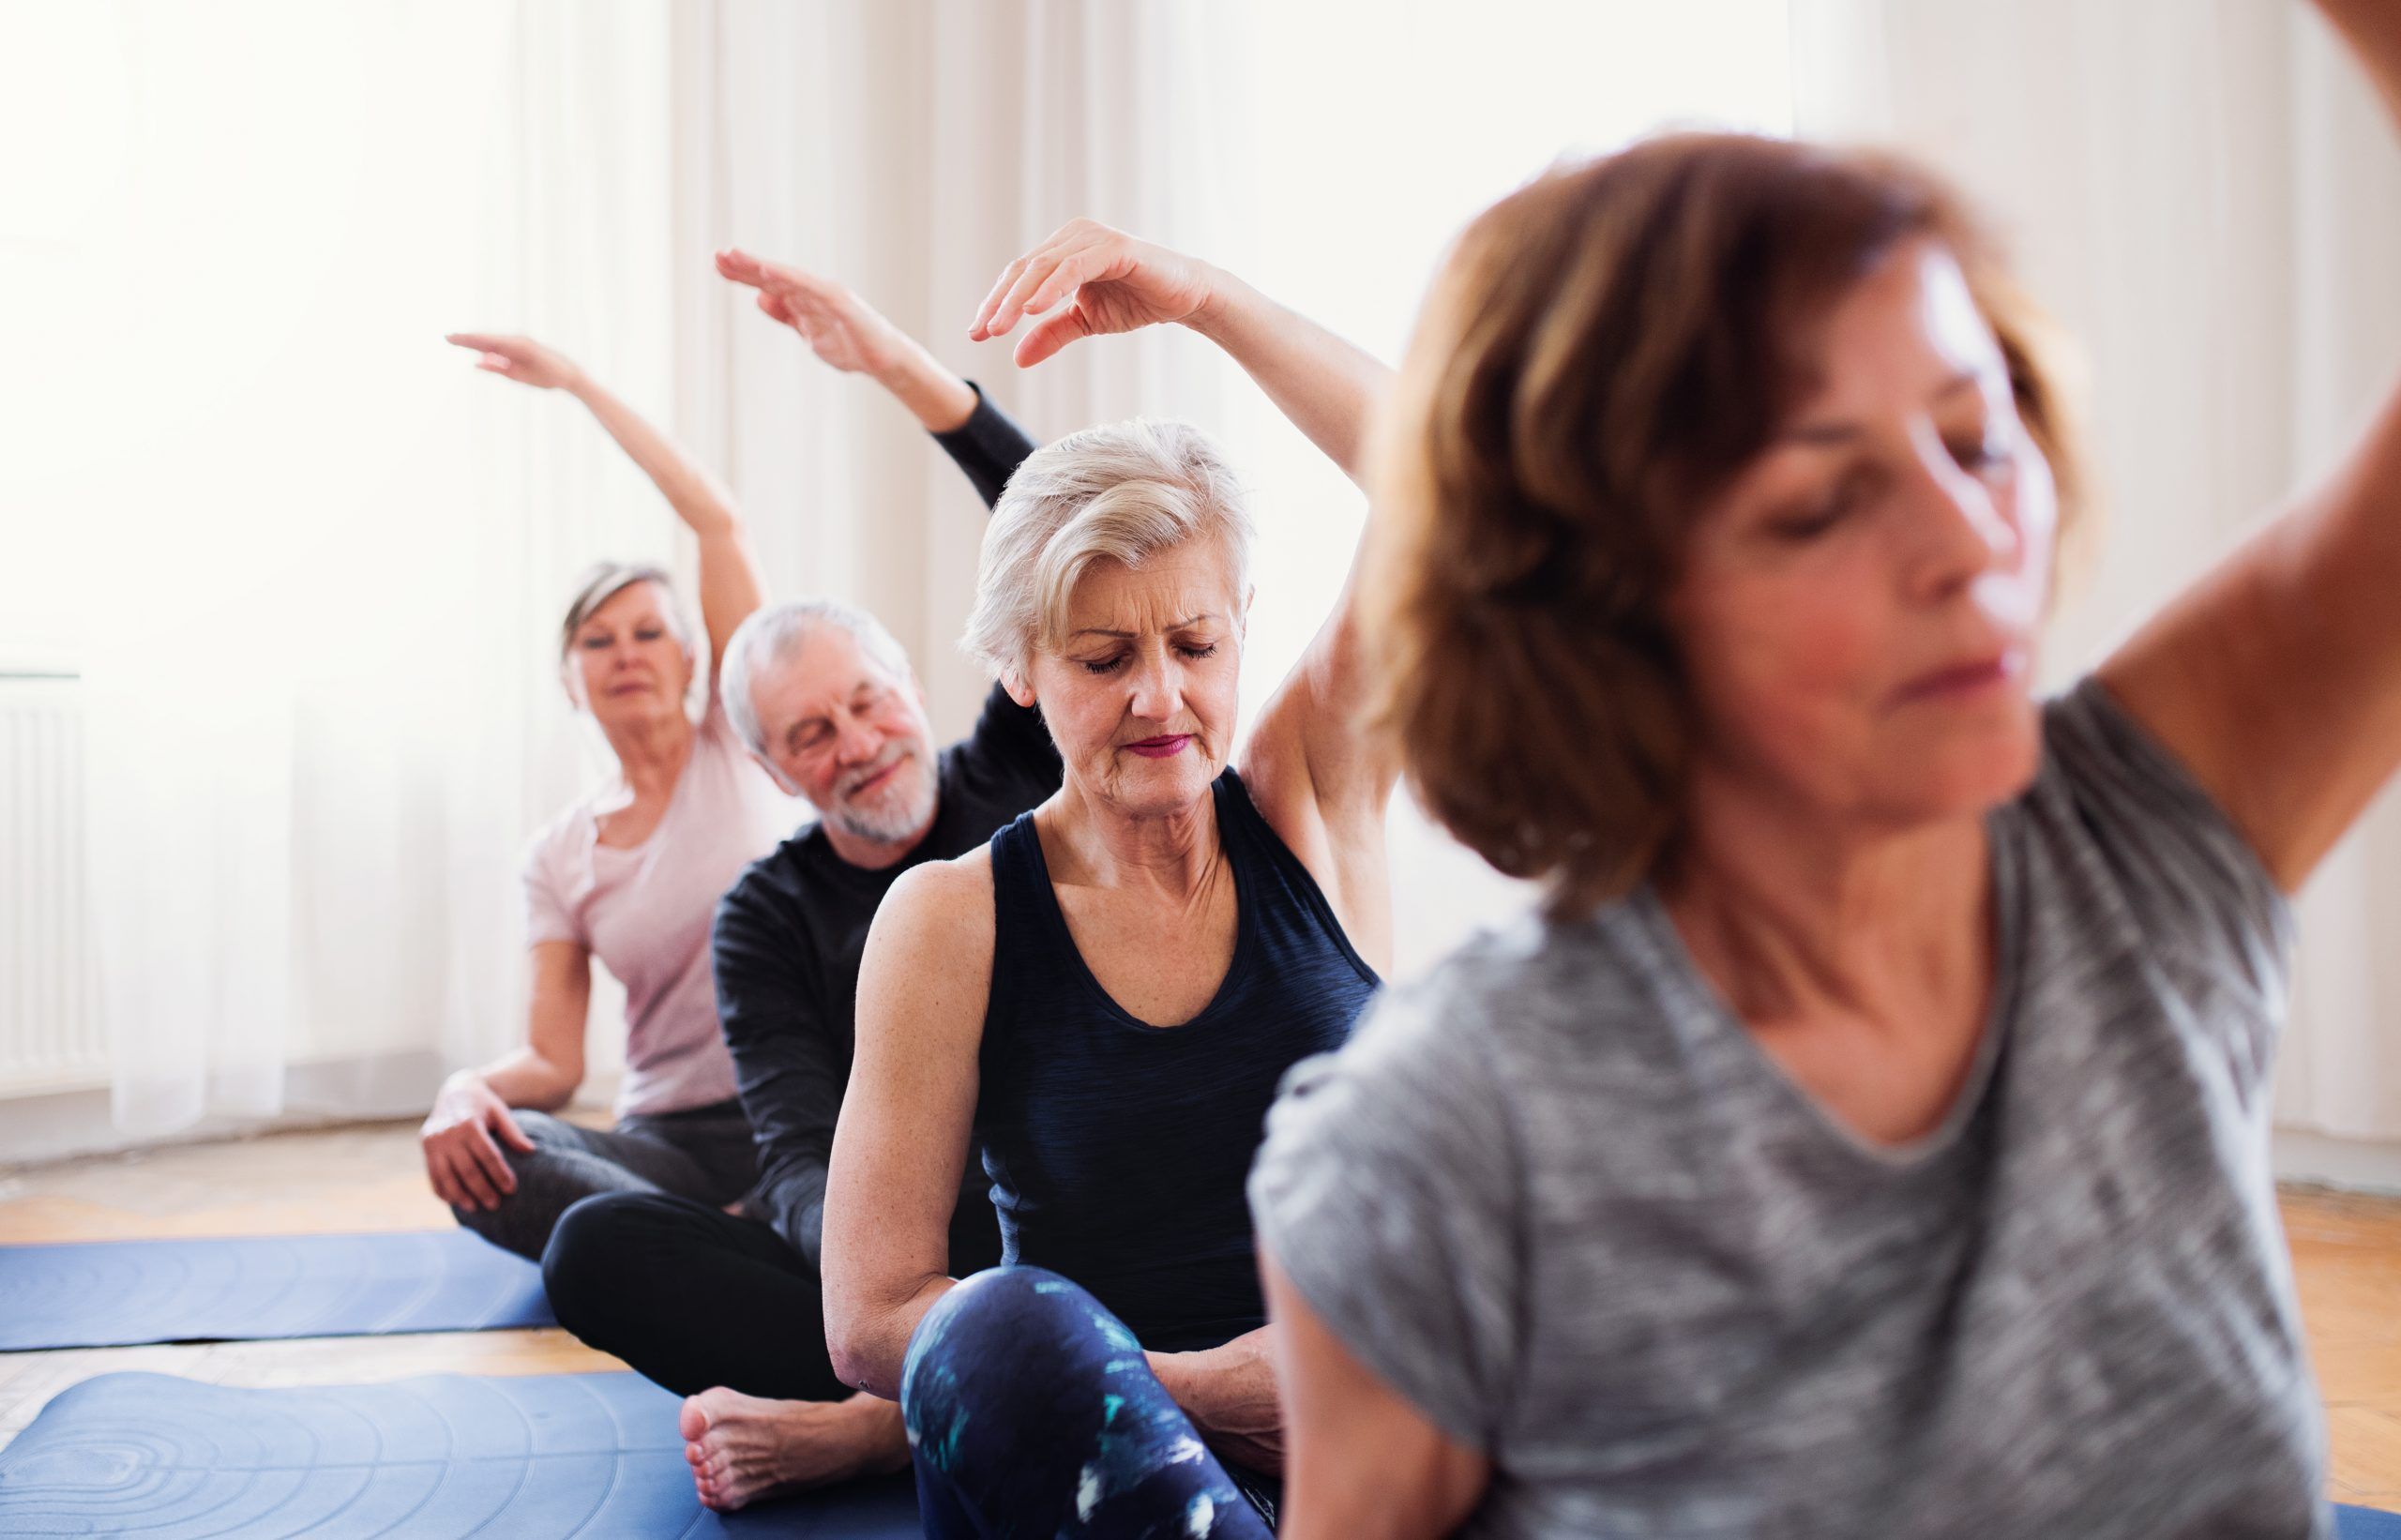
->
xmin=2098 ymin=0 xmax=2401 ymax=892
xmin=971 ymin=219 xmax=1388 ymax=480
xmin=446 ymin=333 xmax=766 ymax=678
xmin=970 ymin=224 xmax=1400 ymax=963
xmin=1263 ymin=1252 xmax=1491 ymax=1540
xmin=1148 ymin=1326 xmax=1288 ymax=1474
xmin=421 ymin=939 xmax=590 ymax=1211
xmin=821 ymin=859 xmax=993 ymax=1397
xmin=715 ymin=249 xmax=981 ymax=434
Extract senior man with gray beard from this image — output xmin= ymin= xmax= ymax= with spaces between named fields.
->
xmin=536 ymin=249 xmax=1061 ymax=1511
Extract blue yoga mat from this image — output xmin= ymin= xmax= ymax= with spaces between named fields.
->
xmin=2347 ymin=1504 xmax=2401 ymax=1538
xmin=0 ymin=1370 xmax=920 ymax=1538
xmin=0 ymin=1230 xmax=553 ymax=1349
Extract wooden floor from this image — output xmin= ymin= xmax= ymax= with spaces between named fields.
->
xmin=2 ymin=1123 xmax=2400 ymax=1507
xmin=0 ymin=1121 xmax=622 ymax=1457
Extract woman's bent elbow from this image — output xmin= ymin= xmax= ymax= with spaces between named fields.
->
xmin=822 ymin=1306 xmax=883 ymax=1395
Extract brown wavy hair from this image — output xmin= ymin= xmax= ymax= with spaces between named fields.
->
xmin=1365 ymin=133 xmax=2084 ymax=915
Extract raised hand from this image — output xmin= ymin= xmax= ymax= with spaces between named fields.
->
xmin=714 ymin=249 xmax=915 ymax=379
xmin=969 ymin=219 xmax=1222 ymax=368
xmin=445 ymin=332 xmax=584 ymax=391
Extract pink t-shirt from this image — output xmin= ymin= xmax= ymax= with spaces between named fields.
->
xmin=521 ymin=697 xmax=804 ymax=1118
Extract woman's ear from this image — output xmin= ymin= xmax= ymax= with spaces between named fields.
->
xmin=1003 ymin=663 xmax=1037 ymax=710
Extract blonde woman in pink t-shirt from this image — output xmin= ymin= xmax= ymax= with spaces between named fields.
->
xmin=430 ymin=275 xmax=990 ymax=1261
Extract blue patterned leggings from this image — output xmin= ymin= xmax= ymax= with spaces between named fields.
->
xmin=900 ymin=1267 xmax=1278 ymax=1538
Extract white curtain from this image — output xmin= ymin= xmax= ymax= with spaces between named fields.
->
xmin=1792 ymin=0 xmax=2401 ymax=1147
xmin=0 ymin=1 xmax=680 ymax=1137
xmin=664 ymin=0 xmax=1258 ymax=735
xmin=673 ymin=0 xmax=1796 ymax=979
xmin=39 ymin=0 xmax=2388 ymax=1156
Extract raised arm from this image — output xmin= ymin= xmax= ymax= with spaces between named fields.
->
xmin=972 ymin=223 xmax=1400 ymax=965
xmin=2098 ymin=0 xmax=2401 ymax=892
xmin=820 ymin=859 xmax=994 ymax=1397
xmin=717 ymin=249 xmax=1044 ymax=510
xmin=971 ymin=219 xmax=1388 ymax=481
xmin=446 ymin=333 xmax=766 ymax=683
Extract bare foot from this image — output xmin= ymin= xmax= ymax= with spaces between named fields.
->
xmin=679 ymin=1388 xmax=908 ymax=1512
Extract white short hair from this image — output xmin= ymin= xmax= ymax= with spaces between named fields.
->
xmin=720 ymin=597 xmax=913 ymax=760
xmin=960 ymin=418 xmax=1253 ymax=680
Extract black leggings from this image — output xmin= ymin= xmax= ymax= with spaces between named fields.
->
xmin=540 ymin=1187 xmax=1004 ymax=1402
xmin=540 ymin=1191 xmax=850 ymax=1401
xmin=450 ymin=1103 xmax=756 ymax=1263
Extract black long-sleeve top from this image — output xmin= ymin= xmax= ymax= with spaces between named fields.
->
xmin=712 ymin=390 xmax=1058 ymax=1274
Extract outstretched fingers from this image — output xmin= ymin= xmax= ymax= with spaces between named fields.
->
xmin=970 ymin=250 xmax=1034 ymax=340
xmin=985 ymin=242 xmax=1084 ymax=341
xmin=713 ymin=249 xmax=770 ymax=289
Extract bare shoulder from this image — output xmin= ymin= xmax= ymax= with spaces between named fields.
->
xmin=878 ymin=845 xmax=996 ymax=940
xmin=858 ymin=847 xmax=1000 ymax=1037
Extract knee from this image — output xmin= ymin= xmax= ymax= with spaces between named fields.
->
xmin=445 ymin=1110 xmax=567 ymax=1220
xmin=540 ymin=1191 xmax=666 ymax=1329
xmin=496 ymin=1110 xmax=569 ymax=1177
xmin=900 ymin=1267 xmax=1126 ymax=1421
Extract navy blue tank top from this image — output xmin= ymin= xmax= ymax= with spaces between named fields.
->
xmin=975 ymin=767 xmax=1380 ymax=1353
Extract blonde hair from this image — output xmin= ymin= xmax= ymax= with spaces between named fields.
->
xmin=1367 ymin=134 xmax=2085 ymax=915
xmin=961 ymin=418 xmax=1254 ymax=680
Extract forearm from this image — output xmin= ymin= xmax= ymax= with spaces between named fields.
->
xmin=566 ymin=373 xmax=742 ymax=537
xmin=463 ymin=1049 xmax=580 ymax=1111
xmin=868 ymin=340 xmax=980 ymax=436
xmin=929 ymin=385 xmax=1040 ymax=508
xmin=1188 ymin=274 xmax=1391 ymax=482
xmin=1149 ymin=1326 xmax=1284 ymax=1466
xmin=566 ymin=371 xmax=763 ymax=662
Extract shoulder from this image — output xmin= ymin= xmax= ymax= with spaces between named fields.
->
xmin=869 ymin=847 xmax=998 ymax=967
xmin=521 ymin=797 xmax=593 ymax=884
xmin=2019 ymin=678 xmax=2292 ymax=967
xmin=1267 ymin=910 xmax=1650 ymax=1161
xmin=714 ymin=831 xmax=819 ymax=944
xmin=855 ymin=848 xmax=1000 ymax=1047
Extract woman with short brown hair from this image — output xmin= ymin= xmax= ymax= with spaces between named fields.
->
xmin=1248 ymin=4 xmax=2401 ymax=1534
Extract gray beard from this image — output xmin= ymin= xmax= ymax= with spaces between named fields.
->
xmin=828 ymin=756 xmax=936 ymax=845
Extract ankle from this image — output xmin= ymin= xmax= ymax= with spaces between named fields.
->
xmin=835 ymin=1395 xmax=912 ymax=1479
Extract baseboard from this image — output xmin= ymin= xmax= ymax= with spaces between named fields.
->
xmin=2273 ymin=1128 xmax=2401 ymax=1196
xmin=0 ymin=1054 xmax=621 ymax=1169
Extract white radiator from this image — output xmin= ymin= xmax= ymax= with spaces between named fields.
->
xmin=0 ymin=674 xmax=107 ymax=1095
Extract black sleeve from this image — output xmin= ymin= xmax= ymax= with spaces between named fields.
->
xmin=930 ymin=383 xmax=1039 ymax=510
xmin=712 ymin=877 xmax=848 ymax=1273
xmin=959 ymin=680 xmax=1065 ymax=790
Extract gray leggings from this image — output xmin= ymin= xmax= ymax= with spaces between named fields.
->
xmin=449 ymin=1099 xmax=758 ymax=1262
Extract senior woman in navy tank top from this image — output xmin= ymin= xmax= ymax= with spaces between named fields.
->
xmin=819 ymin=223 xmax=1396 ymax=1536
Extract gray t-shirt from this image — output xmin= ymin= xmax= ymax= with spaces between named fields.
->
xmin=1249 ymin=679 xmax=2325 ymax=1539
